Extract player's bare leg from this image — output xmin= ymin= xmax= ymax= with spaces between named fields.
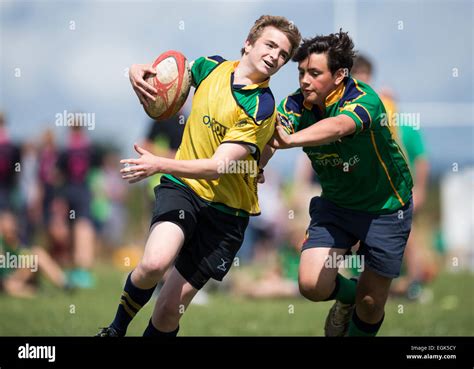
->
xmin=299 ymin=247 xmax=358 ymax=336
xmin=3 ymin=268 xmax=36 ymax=298
xmin=71 ymin=218 xmax=95 ymax=288
xmin=348 ymin=268 xmax=392 ymax=336
xmin=73 ymin=218 xmax=95 ymax=269
xmin=132 ymin=221 xmax=185 ymax=288
xmin=144 ymin=267 xmax=198 ymax=336
xmin=97 ymin=221 xmax=185 ymax=337
xmin=32 ymin=246 xmax=67 ymax=288
xmin=298 ymin=247 xmax=346 ymax=301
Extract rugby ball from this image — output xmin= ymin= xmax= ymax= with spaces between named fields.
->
xmin=144 ymin=50 xmax=192 ymax=120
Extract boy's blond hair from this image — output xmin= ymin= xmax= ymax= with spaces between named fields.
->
xmin=241 ymin=15 xmax=301 ymax=62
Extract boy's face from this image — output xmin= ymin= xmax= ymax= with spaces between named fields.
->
xmin=298 ymin=53 xmax=344 ymax=105
xmin=244 ymin=26 xmax=291 ymax=78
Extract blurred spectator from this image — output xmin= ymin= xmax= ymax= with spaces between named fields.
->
xmin=0 ymin=211 xmax=73 ymax=298
xmin=90 ymin=150 xmax=127 ymax=248
xmin=38 ymin=129 xmax=59 ymax=226
xmin=37 ymin=129 xmax=73 ymax=266
xmin=0 ymin=113 xmax=21 ymax=213
xmin=56 ymin=124 xmax=97 ymax=288
xmin=18 ymin=141 xmax=42 ymax=246
xmin=47 ymin=196 xmax=72 ymax=267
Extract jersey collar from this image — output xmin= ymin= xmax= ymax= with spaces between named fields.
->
xmin=325 ymin=82 xmax=346 ymax=107
xmin=232 ymin=60 xmax=270 ymax=89
xmin=301 ymin=81 xmax=347 ymax=112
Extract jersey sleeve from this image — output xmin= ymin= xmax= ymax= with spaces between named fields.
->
xmin=338 ymin=93 xmax=381 ymax=135
xmin=222 ymin=88 xmax=276 ymax=160
xmin=222 ymin=114 xmax=275 ymax=161
xmin=190 ymin=55 xmax=226 ymax=87
xmin=276 ymin=92 xmax=304 ymax=135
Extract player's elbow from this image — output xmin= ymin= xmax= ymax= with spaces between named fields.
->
xmin=204 ymin=158 xmax=231 ymax=180
xmin=333 ymin=126 xmax=345 ymax=141
xmin=203 ymin=161 xmax=221 ymax=180
xmin=205 ymin=171 xmax=221 ymax=180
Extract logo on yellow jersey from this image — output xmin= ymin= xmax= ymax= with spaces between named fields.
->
xmin=202 ymin=115 xmax=228 ymax=138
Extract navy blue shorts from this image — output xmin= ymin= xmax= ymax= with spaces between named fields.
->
xmin=302 ymin=196 xmax=413 ymax=278
xmin=151 ymin=177 xmax=249 ymax=290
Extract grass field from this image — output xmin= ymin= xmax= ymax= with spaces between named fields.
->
xmin=0 ymin=263 xmax=472 ymax=336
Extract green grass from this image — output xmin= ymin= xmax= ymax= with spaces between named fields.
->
xmin=0 ymin=263 xmax=472 ymax=336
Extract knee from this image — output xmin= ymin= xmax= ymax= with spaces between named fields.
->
xmin=298 ymin=277 xmax=333 ymax=302
xmin=135 ymin=259 xmax=167 ymax=281
xmin=358 ymin=294 xmax=385 ymax=315
xmin=155 ymin=300 xmax=182 ymax=324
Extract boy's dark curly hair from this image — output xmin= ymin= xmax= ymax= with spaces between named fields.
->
xmin=292 ymin=29 xmax=355 ymax=74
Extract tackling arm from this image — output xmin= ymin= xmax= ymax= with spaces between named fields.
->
xmin=270 ymin=115 xmax=357 ymax=149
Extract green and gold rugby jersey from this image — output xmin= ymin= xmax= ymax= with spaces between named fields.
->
xmin=165 ymin=56 xmax=276 ymax=216
xmin=278 ymin=77 xmax=413 ymax=213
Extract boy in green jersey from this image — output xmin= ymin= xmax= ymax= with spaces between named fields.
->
xmin=270 ymin=30 xmax=413 ymax=336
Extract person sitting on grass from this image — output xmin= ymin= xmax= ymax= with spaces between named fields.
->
xmin=0 ymin=211 xmax=74 ymax=298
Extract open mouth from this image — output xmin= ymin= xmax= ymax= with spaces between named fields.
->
xmin=263 ymin=59 xmax=274 ymax=69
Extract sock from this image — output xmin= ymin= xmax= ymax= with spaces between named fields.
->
xmin=324 ymin=274 xmax=357 ymax=304
xmin=348 ymin=309 xmax=384 ymax=337
xmin=110 ymin=272 xmax=157 ymax=336
xmin=143 ymin=319 xmax=179 ymax=337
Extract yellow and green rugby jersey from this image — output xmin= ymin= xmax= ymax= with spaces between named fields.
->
xmin=164 ymin=55 xmax=276 ymax=216
xmin=278 ymin=77 xmax=413 ymax=213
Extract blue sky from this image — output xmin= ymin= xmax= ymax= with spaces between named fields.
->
xmin=1 ymin=0 xmax=472 ymax=176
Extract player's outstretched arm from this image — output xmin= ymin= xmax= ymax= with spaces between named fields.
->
xmin=120 ymin=143 xmax=251 ymax=183
xmin=269 ymin=115 xmax=356 ymax=149
xmin=129 ymin=64 xmax=158 ymax=107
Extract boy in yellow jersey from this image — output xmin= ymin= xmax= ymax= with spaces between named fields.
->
xmin=96 ymin=15 xmax=301 ymax=337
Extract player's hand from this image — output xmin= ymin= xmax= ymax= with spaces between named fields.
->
xmin=129 ymin=64 xmax=158 ymax=108
xmin=269 ymin=121 xmax=294 ymax=149
xmin=120 ymin=144 xmax=161 ymax=184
